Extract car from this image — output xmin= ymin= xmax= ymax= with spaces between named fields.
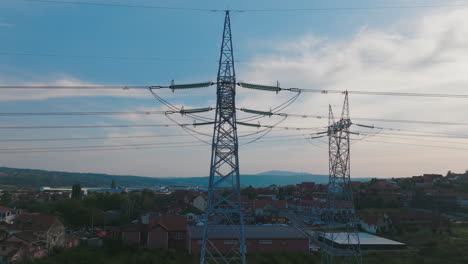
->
xmin=309 ymin=245 xmax=320 ymax=253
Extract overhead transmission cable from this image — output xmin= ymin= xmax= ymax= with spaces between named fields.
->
xmin=24 ymin=0 xmax=226 ymax=12
xmin=237 ymin=82 xmax=468 ymax=99
xmin=0 ymin=51 xmax=212 ymax=62
xmin=24 ymin=0 xmax=468 ymax=12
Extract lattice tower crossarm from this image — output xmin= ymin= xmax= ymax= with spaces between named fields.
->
xmin=321 ymin=92 xmax=362 ymax=264
xmin=200 ymin=10 xmax=246 ymax=264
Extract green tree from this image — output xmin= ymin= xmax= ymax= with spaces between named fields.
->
xmin=71 ymin=184 xmax=82 ymax=200
xmin=241 ymin=185 xmax=257 ymax=200
xmin=0 ymin=191 xmax=12 ymax=204
xmin=111 ymin=180 xmax=116 ymax=189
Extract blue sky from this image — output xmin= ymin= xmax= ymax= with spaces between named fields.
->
xmin=1 ymin=0 xmax=468 ymax=178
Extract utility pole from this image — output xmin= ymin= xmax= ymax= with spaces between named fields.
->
xmin=322 ymin=92 xmax=362 ymax=264
xmin=200 ymin=10 xmax=246 ymax=264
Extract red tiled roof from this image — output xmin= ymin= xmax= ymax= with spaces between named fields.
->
xmin=254 ymin=199 xmax=287 ymax=209
xmin=14 ymin=213 xmax=62 ymax=231
xmin=362 ymin=213 xmax=379 ymax=226
xmin=152 ymin=215 xmax=187 ymax=232
xmin=335 ymin=201 xmax=353 ymax=209
xmin=299 ymin=199 xmax=325 ymax=208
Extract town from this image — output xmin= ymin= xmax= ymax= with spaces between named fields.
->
xmin=0 ymin=169 xmax=467 ymax=263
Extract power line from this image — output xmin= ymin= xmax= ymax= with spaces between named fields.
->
xmin=362 ymin=133 xmax=468 ymax=146
xmin=0 ymin=123 xmax=190 ymax=129
xmin=238 ymin=83 xmax=468 ymax=99
xmin=0 ymin=85 xmax=152 ymax=90
xmin=0 ymin=132 xmax=310 ymax=143
xmin=0 ymin=51 xmax=213 ymax=62
xmin=0 ymin=140 xmax=206 ymax=151
xmin=0 ymin=81 xmax=215 ymax=90
xmin=0 ymin=134 xmax=313 ymax=153
xmin=24 ymin=0 xmax=225 ymax=12
xmin=353 ymin=137 xmax=468 ymax=151
xmin=2 ymin=83 xmax=468 ymax=99
xmin=0 ymin=110 xmax=168 ymax=116
xmin=238 ymin=109 xmax=468 ymax=127
xmin=2 ymin=109 xmax=468 ymax=131
xmin=24 ymin=0 xmax=468 ymax=12
xmin=0 ymin=108 xmax=214 ymax=116
xmin=238 ymin=3 xmax=468 ymax=12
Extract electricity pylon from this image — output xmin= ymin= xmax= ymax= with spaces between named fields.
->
xmin=200 ymin=10 xmax=246 ymax=264
xmin=322 ymin=92 xmax=362 ymax=264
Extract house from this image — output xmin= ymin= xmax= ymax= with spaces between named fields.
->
xmin=254 ymin=200 xmax=287 ymax=216
xmin=297 ymin=182 xmax=316 ymax=195
xmin=412 ymin=174 xmax=443 ymax=189
xmin=151 ymin=215 xmax=188 ymax=250
xmin=9 ymin=213 xmax=66 ymax=250
xmin=454 ymin=193 xmax=468 ymax=208
xmin=191 ymin=194 xmax=207 ymax=212
xmin=0 ymin=207 xmax=16 ymax=224
xmin=360 ymin=213 xmax=393 ymax=234
xmin=188 ymin=225 xmax=309 ymax=254
xmin=0 ymin=241 xmax=27 ymax=264
xmin=387 ymin=210 xmax=435 ymax=231
xmin=121 ymin=215 xmax=188 ymax=250
xmin=297 ymin=199 xmax=325 ymax=216
xmin=7 ymin=232 xmax=48 ymax=259
xmin=367 ymin=180 xmax=399 ymax=200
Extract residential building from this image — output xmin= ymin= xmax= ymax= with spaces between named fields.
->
xmin=188 ymin=225 xmax=309 ymax=254
xmin=9 ymin=213 xmax=66 ymax=250
xmin=121 ymin=215 xmax=188 ymax=250
xmin=254 ymin=199 xmax=287 ymax=216
xmin=191 ymin=194 xmax=207 ymax=212
xmin=0 ymin=207 xmax=16 ymax=224
xmin=0 ymin=242 xmax=27 ymax=264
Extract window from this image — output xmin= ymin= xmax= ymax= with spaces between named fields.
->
xmin=259 ymin=240 xmax=273 ymax=244
xmin=224 ymin=240 xmax=238 ymax=245
xmin=174 ymin=232 xmax=184 ymax=240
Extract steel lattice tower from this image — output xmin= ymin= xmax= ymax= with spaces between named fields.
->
xmin=200 ymin=11 xmax=246 ymax=264
xmin=321 ymin=92 xmax=362 ymax=264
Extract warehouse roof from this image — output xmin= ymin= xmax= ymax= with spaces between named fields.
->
xmin=189 ymin=225 xmax=308 ymax=240
xmin=320 ymin=232 xmax=405 ymax=246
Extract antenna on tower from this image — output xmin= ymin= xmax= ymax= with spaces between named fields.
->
xmin=321 ymin=91 xmax=362 ymax=264
xmin=200 ymin=10 xmax=246 ymax=264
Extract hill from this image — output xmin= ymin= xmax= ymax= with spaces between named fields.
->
xmin=0 ymin=167 xmax=369 ymax=189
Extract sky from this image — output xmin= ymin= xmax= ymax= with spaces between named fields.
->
xmin=0 ymin=0 xmax=468 ymax=179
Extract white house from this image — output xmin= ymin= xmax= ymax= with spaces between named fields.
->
xmin=0 ymin=206 xmax=17 ymax=224
xmin=192 ymin=195 xmax=207 ymax=212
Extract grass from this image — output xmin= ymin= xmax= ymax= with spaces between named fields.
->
xmin=362 ymin=223 xmax=468 ymax=264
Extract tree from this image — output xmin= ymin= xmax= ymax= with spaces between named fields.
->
xmin=111 ymin=180 xmax=116 ymax=189
xmin=241 ymin=185 xmax=257 ymax=200
xmin=71 ymin=184 xmax=82 ymax=200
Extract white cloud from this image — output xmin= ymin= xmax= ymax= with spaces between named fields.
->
xmin=236 ymin=7 xmax=468 ymax=177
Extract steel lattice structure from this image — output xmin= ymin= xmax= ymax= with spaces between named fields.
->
xmin=200 ymin=11 xmax=246 ymax=264
xmin=321 ymin=92 xmax=362 ymax=264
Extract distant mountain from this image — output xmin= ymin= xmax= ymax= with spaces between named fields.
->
xmin=256 ymin=170 xmax=309 ymax=176
xmin=0 ymin=167 xmax=370 ymax=189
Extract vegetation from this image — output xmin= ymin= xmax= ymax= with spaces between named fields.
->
xmin=362 ymin=223 xmax=468 ymax=264
xmin=20 ymin=241 xmax=322 ymax=264
xmin=0 ymin=190 xmax=175 ymax=227
xmin=0 ymin=166 xmax=333 ymax=188
xmin=71 ymin=184 xmax=82 ymax=200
